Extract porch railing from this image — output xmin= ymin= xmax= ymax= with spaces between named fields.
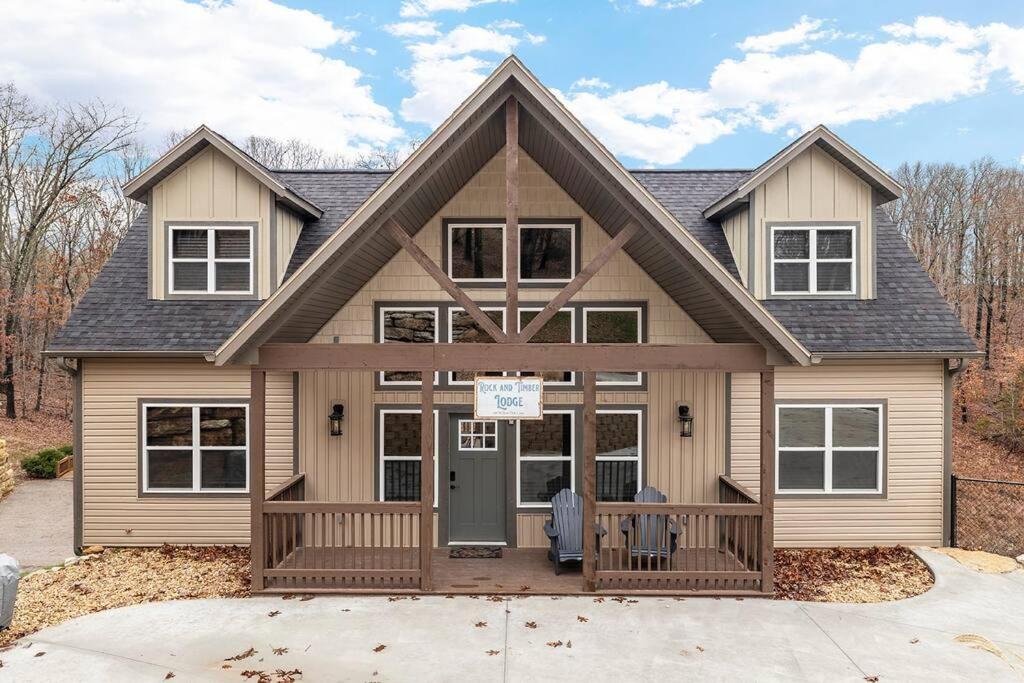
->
xmin=261 ymin=472 xmax=423 ymax=591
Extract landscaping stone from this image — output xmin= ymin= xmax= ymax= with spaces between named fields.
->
xmin=82 ymin=545 xmax=104 ymax=555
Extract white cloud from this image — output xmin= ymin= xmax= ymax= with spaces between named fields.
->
xmin=0 ymin=0 xmax=402 ymax=156
xmin=399 ymin=0 xmax=512 ymax=18
xmin=385 ymin=21 xmax=441 ymax=37
xmin=571 ymin=77 xmax=611 ymax=90
xmin=737 ymin=15 xmax=826 ymax=53
xmin=621 ymin=0 xmax=702 ymax=9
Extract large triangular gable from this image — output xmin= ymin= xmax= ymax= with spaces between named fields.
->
xmin=214 ymin=56 xmax=811 ymax=366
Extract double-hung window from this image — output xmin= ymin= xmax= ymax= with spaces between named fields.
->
xmin=169 ymin=226 xmax=253 ymax=294
xmin=776 ymin=403 xmax=883 ymax=494
xmin=142 ymin=403 xmax=248 ymax=493
xmin=517 ymin=410 xmax=575 ymax=507
xmin=378 ymin=409 xmax=439 ymax=505
xmin=596 ymin=410 xmax=642 ymax=501
xmin=771 ymin=226 xmax=855 ymax=295
xmin=445 ymin=222 xmax=576 ymax=284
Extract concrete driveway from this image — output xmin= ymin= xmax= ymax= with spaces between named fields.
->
xmin=2 ymin=549 xmax=1023 ymax=682
xmin=0 ymin=478 xmax=73 ymax=571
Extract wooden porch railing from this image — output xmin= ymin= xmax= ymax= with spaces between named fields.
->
xmin=261 ymin=472 xmax=423 ymax=591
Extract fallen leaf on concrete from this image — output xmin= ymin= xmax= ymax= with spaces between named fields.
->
xmin=373 ymin=644 xmax=387 ymax=653
xmin=566 ymin=640 xmax=572 ymax=649
xmin=33 ymin=652 xmax=45 ymax=658
xmin=272 ymin=647 xmax=288 ymax=656
xmin=240 ymin=671 xmax=269 ymax=683
xmin=546 ymin=641 xmax=563 ymax=648
xmin=864 ymin=677 xmax=879 ymax=682
xmin=226 ymin=648 xmax=257 ymax=662
xmin=487 ymin=596 xmax=504 ymax=602
xmin=696 ymin=646 xmax=704 ymax=653
xmin=281 ymin=594 xmax=298 ymax=600
xmin=275 ymin=668 xmax=302 ymax=682
xmin=475 ymin=622 xmax=487 ymax=628
xmin=592 ymin=597 xmax=604 ymax=603
xmin=525 ymin=621 xmax=537 ymax=629
xmin=910 ymin=638 xmax=919 ymax=644
xmin=486 ymin=650 xmax=500 ymax=656
xmin=576 ymin=616 xmax=588 ymax=622
xmin=268 ymin=611 xmax=281 ymax=618
xmin=165 ymin=673 xmax=175 ymax=680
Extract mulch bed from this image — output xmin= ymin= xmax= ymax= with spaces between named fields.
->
xmin=774 ymin=546 xmax=933 ymax=602
xmin=0 ymin=545 xmax=249 ymax=647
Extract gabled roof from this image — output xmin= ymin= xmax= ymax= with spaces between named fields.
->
xmin=702 ymin=125 xmax=903 ymax=220
xmin=122 ymin=125 xmax=324 ymax=219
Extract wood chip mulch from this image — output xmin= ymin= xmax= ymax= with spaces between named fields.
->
xmin=0 ymin=545 xmax=250 ymax=647
xmin=774 ymin=546 xmax=933 ymax=602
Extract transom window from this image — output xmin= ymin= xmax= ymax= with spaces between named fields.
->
xmin=142 ymin=403 xmax=248 ymax=493
xmin=445 ymin=222 xmax=576 ymax=284
xmin=169 ymin=226 xmax=253 ymax=294
xmin=379 ymin=409 xmax=439 ymax=505
xmin=596 ymin=410 xmax=642 ymax=502
xmin=458 ymin=420 xmax=497 ymax=450
xmin=776 ymin=403 xmax=883 ymax=494
xmin=582 ymin=307 xmax=642 ymax=385
xmin=771 ymin=226 xmax=855 ymax=295
xmin=517 ymin=410 xmax=575 ymax=507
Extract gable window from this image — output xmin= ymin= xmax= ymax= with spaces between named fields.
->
xmin=448 ymin=307 xmax=506 ymax=385
xmin=517 ymin=410 xmax=575 ymax=507
xmin=169 ymin=226 xmax=253 ymax=294
xmin=379 ymin=307 xmax=439 ymax=386
xmin=445 ymin=222 xmax=578 ymax=284
xmin=771 ymin=226 xmax=855 ymax=295
xmin=582 ymin=307 xmax=642 ymax=385
xmin=776 ymin=403 xmax=883 ymax=494
xmin=378 ymin=409 xmax=438 ymax=505
xmin=596 ymin=410 xmax=642 ymax=502
xmin=520 ymin=225 xmax=574 ymax=282
xmin=448 ymin=224 xmax=505 ymax=282
xmin=142 ymin=403 xmax=248 ymax=493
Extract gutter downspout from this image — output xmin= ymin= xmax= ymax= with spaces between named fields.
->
xmin=943 ymin=358 xmax=969 ymax=547
xmin=57 ymin=357 xmax=84 ymax=555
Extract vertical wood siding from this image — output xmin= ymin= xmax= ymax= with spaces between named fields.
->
xmin=150 ymin=147 xmax=274 ymax=299
xmin=720 ymin=207 xmax=749 ymax=287
xmin=750 ymin=146 xmax=875 ymax=299
xmin=80 ymin=358 xmax=293 ymax=546
xmin=275 ymin=205 xmax=304 ymax=287
xmin=730 ymin=362 xmax=945 ymax=547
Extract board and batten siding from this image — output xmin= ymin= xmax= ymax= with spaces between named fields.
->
xmin=80 ymin=358 xmax=293 ymax=546
xmin=720 ymin=207 xmax=749 ymax=288
xmin=730 ymin=361 xmax=945 ymax=547
xmin=750 ymin=145 xmax=875 ymax=300
xmin=150 ymin=147 xmax=276 ymax=299
xmin=275 ymin=205 xmax=304 ymax=287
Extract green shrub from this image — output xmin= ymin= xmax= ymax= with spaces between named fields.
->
xmin=21 ymin=445 xmax=73 ymax=479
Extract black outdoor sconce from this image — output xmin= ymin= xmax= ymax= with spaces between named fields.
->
xmin=678 ymin=404 xmax=694 ymax=438
xmin=328 ymin=403 xmax=345 ymax=436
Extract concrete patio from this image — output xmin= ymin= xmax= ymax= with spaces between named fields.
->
xmin=1 ymin=549 xmax=1022 ymax=682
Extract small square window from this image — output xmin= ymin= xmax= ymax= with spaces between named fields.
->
xmin=449 ymin=226 xmax=504 ymax=280
xmin=169 ymin=226 xmax=252 ymax=295
xmin=771 ymin=226 xmax=855 ymax=296
xmin=520 ymin=226 xmax=573 ymax=281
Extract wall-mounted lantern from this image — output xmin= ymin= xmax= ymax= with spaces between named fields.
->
xmin=328 ymin=403 xmax=345 ymax=436
xmin=677 ymin=404 xmax=693 ymax=438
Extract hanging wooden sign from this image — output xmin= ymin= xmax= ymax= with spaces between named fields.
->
xmin=473 ymin=377 xmax=543 ymax=419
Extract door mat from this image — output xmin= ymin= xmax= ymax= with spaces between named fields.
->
xmin=449 ymin=546 xmax=502 ymax=559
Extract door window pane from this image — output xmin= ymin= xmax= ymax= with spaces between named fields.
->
xmin=147 ymin=450 xmax=193 ymax=489
xmin=832 ymin=407 xmax=879 ymax=448
xmin=146 ymin=407 xmax=193 ymax=447
xmin=520 ymin=227 xmax=572 ymax=280
xmin=520 ymin=309 xmax=572 ymax=383
xmin=450 ymin=226 xmax=503 ymax=279
xmin=200 ymin=449 xmax=247 ymax=489
xmin=832 ymin=450 xmax=878 ymax=490
xmin=778 ymin=407 xmax=826 ymax=448
xmin=778 ymin=451 xmax=825 ymax=490
xmin=520 ymin=460 xmax=571 ymax=504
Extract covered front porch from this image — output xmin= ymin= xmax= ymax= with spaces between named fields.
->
xmin=249 ymin=343 xmax=776 ymax=596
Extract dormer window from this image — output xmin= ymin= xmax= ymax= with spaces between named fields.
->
xmin=771 ymin=225 xmax=855 ymax=296
xmin=169 ymin=225 xmax=253 ymax=295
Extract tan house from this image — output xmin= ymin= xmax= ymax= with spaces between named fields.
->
xmin=49 ymin=57 xmax=979 ymax=596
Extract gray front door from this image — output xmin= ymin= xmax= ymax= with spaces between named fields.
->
xmin=448 ymin=415 xmax=506 ymax=543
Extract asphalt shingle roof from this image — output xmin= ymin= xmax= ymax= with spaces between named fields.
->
xmin=50 ymin=168 xmax=977 ymax=356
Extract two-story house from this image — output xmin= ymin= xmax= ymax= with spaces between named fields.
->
xmin=49 ymin=56 xmax=978 ymax=596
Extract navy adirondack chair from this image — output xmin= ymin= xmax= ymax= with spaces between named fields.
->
xmin=619 ymin=486 xmax=682 ymax=568
xmin=544 ymin=489 xmax=606 ymax=575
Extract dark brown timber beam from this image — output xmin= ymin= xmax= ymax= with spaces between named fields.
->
xmin=258 ymin=342 xmax=768 ymax=372
xmin=517 ymin=221 xmax=640 ymax=343
xmin=582 ymin=370 xmax=597 ymax=591
xmin=505 ymin=96 xmax=519 ymax=337
xmin=385 ymin=219 xmax=508 ymax=342
xmin=759 ymin=368 xmax=775 ymax=594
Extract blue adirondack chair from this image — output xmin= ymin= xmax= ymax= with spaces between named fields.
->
xmin=619 ymin=486 xmax=682 ymax=568
xmin=544 ymin=489 xmax=606 ymax=575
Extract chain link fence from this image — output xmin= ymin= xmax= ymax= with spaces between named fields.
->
xmin=951 ymin=475 xmax=1024 ymax=558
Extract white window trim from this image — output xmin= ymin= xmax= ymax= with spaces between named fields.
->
xmin=445 ymin=222 xmax=576 ymax=284
xmin=516 ymin=409 xmax=576 ymax=508
xmin=457 ymin=419 xmax=498 ymax=451
xmin=596 ymin=408 xmax=643 ymax=500
xmin=447 ymin=222 xmax=506 ymax=284
xmin=517 ymin=306 xmax=576 ymax=386
xmin=168 ymin=225 xmax=254 ymax=295
xmin=775 ymin=403 xmax=883 ymax=495
xmin=581 ymin=306 xmax=643 ymax=386
xmin=770 ymin=225 xmax=856 ymax=296
xmin=378 ymin=306 xmax=440 ymax=387
xmin=378 ymin=408 xmax=439 ymax=506
xmin=518 ymin=223 xmax=576 ymax=284
xmin=447 ymin=306 xmax=508 ymax=386
xmin=141 ymin=402 xmax=249 ymax=494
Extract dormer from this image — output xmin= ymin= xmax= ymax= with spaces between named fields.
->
xmin=704 ymin=125 xmax=901 ymax=301
xmin=123 ymin=126 xmax=322 ymax=301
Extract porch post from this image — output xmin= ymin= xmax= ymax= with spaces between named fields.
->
xmin=582 ymin=370 xmax=597 ymax=591
xmin=505 ymin=96 xmax=519 ymax=332
xmin=250 ymin=368 xmax=266 ymax=592
xmin=420 ymin=371 xmax=434 ymax=591
xmin=759 ymin=368 xmax=775 ymax=593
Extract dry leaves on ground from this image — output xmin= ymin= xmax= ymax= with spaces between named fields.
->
xmin=0 ymin=545 xmax=250 ymax=647
xmin=774 ymin=546 xmax=932 ymax=602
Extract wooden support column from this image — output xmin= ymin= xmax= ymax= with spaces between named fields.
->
xmin=505 ymin=96 xmax=519 ymax=332
xmin=759 ymin=368 xmax=775 ymax=594
xmin=582 ymin=370 xmax=597 ymax=591
xmin=419 ymin=371 xmax=434 ymax=591
xmin=250 ymin=368 xmax=266 ymax=592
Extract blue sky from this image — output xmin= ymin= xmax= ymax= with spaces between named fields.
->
xmin=2 ymin=0 xmax=1022 ymax=171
